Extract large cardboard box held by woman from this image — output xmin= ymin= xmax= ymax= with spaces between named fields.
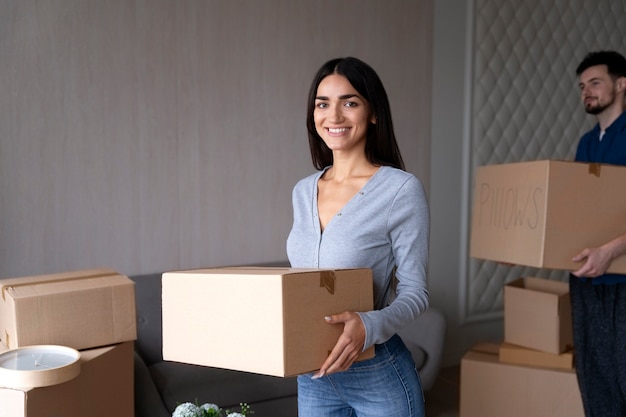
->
xmin=162 ymin=267 xmax=374 ymax=377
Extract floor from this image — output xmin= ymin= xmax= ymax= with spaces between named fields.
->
xmin=424 ymin=365 xmax=461 ymax=417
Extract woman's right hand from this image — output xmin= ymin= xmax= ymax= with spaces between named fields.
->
xmin=312 ymin=311 xmax=366 ymax=379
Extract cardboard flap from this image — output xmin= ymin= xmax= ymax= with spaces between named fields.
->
xmin=505 ymin=277 xmax=568 ymax=318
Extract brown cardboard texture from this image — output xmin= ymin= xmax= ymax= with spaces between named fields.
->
xmin=499 ymin=343 xmax=574 ymax=370
xmin=460 ymin=344 xmax=583 ymax=417
xmin=470 ymin=160 xmax=626 ymax=273
xmin=162 ymin=267 xmax=374 ymax=377
xmin=0 ymin=269 xmax=137 ymax=350
xmin=504 ymin=277 xmax=572 ymax=354
xmin=0 ymin=341 xmax=134 ymax=417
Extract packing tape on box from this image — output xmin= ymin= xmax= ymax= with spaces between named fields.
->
xmin=589 ymin=163 xmax=601 ymax=177
xmin=1 ymin=271 xmax=119 ymax=301
xmin=319 ymin=270 xmax=336 ymax=295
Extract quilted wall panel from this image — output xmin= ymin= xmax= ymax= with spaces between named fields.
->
xmin=465 ymin=0 xmax=626 ymax=320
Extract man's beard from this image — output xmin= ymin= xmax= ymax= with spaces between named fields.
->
xmin=585 ymin=92 xmax=616 ymax=115
xmin=585 ymin=101 xmax=609 ymax=115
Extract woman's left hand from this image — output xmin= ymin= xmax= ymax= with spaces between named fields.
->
xmin=312 ymin=311 xmax=366 ymax=379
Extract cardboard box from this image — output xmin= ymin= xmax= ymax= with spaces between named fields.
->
xmin=470 ymin=160 xmax=626 ymax=273
xmin=0 ymin=341 xmax=134 ymax=417
xmin=504 ymin=277 xmax=572 ymax=354
xmin=162 ymin=267 xmax=374 ymax=377
xmin=460 ymin=343 xmax=583 ymax=417
xmin=499 ymin=343 xmax=574 ymax=370
xmin=0 ymin=269 xmax=137 ymax=350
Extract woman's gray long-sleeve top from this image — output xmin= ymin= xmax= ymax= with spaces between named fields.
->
xmin=286 ymin=165 xmax=430 ymax=350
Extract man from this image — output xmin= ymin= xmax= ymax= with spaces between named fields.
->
xmin=570 ymin=50 xmax=626 ymax=417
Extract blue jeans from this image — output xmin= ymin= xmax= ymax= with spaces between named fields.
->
xmin=297 ymin=334 xmax=425 ymax=417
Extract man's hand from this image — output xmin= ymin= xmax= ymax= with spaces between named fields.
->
xmin=311 ymin=311 xmax=366 ymax=379
xmin=572 ymin=246 xmax=613 ymax=277
xmin=572 ymin=233 xmax=626 ymax=277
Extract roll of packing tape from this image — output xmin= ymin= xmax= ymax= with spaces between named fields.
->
xmin=0 ymin=345 xmax=81 ymax=388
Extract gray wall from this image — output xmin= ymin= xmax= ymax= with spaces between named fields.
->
xmin=0 ymin=1 xmax=433 ymax=278
xmin=7 ymin=0 xmax=616 ymax=367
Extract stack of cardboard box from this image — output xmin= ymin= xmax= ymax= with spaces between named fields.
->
xmin=0 ymin=269 xmax=136 ymax=417
xmin=460 ymin=277 xmax=583 ymax=417
xmin=461 ymin=159 xmax=626 ymax=417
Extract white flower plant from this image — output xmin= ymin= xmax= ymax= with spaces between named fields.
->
xmin=172 ymin=401 xmax=253 ymax=417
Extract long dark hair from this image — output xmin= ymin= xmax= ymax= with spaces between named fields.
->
xmin=306 ymin=57 xmax=405 ymax=170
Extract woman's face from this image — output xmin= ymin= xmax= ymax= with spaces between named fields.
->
xmin=313 ymin=74 xmax=375 ymax=154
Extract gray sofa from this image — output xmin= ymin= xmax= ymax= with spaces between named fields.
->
xmin=131 ymin=270 xmax=446 ymax=417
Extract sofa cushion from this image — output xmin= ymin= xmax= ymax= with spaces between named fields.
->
xmin=134 ymin=351 xmax=170 ymax=417
xmin=149 ymin=361 xmax=298 ymax=411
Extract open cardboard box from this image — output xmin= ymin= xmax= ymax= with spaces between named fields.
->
xmin=504 ymin=277 xmax=572 ymax=354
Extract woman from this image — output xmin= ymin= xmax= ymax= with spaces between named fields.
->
xmin=286 ymin=57 xmax=430 ymax=417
